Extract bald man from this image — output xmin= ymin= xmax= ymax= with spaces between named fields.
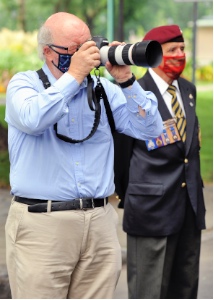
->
xmin=5 ymin=12 xmax=162 ymax=299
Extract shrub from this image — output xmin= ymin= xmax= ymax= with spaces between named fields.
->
xmin=0 ymin=28 xmax=42 ymax=92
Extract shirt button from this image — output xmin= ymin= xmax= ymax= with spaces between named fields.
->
xmin=184 ymin=158 xmax=188 ymax=163
xmin=181 ymin=182 xmax=186 ymax=188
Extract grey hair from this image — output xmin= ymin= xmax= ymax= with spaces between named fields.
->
xmin=37 ymin=24 xmax=54 ymax=61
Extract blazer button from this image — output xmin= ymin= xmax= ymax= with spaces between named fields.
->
xmin=181 ymin=182 xmax=186 ymax=188
xmin=184 ymin=158 xmax=188 ymax=163
xmin=116 ymin=195 xmax=121 ymax=201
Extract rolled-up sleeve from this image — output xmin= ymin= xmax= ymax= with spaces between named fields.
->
xmin=108 ymin=80 xmax=163 ymax=140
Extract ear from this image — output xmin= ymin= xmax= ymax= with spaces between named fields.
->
xmin=43 ymin=46 xmax=52 ymax=59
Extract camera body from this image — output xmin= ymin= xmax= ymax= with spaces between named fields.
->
xmin=92 ymin=36 xmax=163 ymax=68
xmin=92 ymin=36 xmax=109 ymax=50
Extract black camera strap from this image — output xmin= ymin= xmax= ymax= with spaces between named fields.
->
xmin=93 ymin=69 xmax=115 ymax=134
xmin=37 ymin=69 xmax=115 ymax=143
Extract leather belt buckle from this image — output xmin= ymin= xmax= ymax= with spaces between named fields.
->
xmin=79 ymin=198 xmax=94 ymax=210
xmin=79 ymin=199 xmax=84 ymax=210
xmin=91 ymin=198 xmax=95 ymax=209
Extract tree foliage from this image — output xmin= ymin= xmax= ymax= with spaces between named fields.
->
xmin=0 ymin=0 xmax=212 ymax=40
xmin=0 ymin=0 xmax=212 ymax=92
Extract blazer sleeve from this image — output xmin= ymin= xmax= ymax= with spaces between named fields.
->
xmin=113 ymin=132 xmax=134 ymax=208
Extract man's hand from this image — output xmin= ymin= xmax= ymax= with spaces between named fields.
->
xmin=105 ymin=41 xmax=133 ymax=84
xmin=67 ymin=41 xmax=101 ymax=84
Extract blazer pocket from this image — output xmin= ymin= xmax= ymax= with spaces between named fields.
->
xmin=128 ymin=183 xmax=164 ymax=196
xmin=125 ymin=183 xmax=165 ymax=217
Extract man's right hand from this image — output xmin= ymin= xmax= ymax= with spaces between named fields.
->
xmin=67 ymin=41 xmax=101 ymax=84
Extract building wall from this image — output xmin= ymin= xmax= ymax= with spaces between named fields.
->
xmin=196 ymin=25 xmax=213 ymax=66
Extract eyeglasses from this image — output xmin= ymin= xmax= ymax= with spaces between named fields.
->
xmin=47 ymin=44 xmax=69 ymax=51
xmin=47 ymin=44 xmax=77 ymax=55
xmin=47 ymin=39 xmax=92 ymax=55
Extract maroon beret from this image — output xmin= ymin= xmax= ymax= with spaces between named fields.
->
xmin=143 ymin=25 xmax=184 ymax=44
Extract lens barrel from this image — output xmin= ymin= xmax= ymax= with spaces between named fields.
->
xmin=100 ymin=40 xmax=162 ymax=68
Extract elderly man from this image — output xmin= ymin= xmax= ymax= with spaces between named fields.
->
xmin=5 ymin=12 xmax=162 ymax=299
xmin=114 ymin=25 xmax=206 ymax=299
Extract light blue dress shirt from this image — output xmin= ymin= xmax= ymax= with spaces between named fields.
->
xmin=5 ymin=64 xmax=163 ymax=200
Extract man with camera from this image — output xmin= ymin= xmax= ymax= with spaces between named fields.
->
xmin=5 ymin=12 xmax=163 ymax=299
xmin=114 ymin=25 xmax=206 ymax=299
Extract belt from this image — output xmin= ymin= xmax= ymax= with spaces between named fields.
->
xmin=15 ymin=196 xmax=108 ymax=213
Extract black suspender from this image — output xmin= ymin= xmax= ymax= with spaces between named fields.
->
xmin=37 ymin=69 xmax=51 ymax=89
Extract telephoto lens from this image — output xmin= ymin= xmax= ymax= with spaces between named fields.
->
xmin=99 ymin=40 xmax=162 ymax=68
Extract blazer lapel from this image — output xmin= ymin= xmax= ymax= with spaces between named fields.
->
xmin=140 ymin=72 xmax=171 ymax=120
xmin=178 ymin=79 xmax=196 ymax=155
xmin=139 ymin=72 xmax=184 ymax=152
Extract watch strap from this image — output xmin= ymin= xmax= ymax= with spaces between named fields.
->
xmin=118 ymin=73 xmax=136 ymax=88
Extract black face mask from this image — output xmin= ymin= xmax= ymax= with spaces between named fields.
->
xmin=48 ymin=44 xmax=74 ymax=73
xmin=53 ymin=52 xmax=72 ymax=73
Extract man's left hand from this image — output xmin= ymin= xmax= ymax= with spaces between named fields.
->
xmin=105 ymin=41 xmax=133 ymax=84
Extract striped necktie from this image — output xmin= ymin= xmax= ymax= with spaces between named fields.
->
xmin=167 ymin=85 xmax=186 ymax=142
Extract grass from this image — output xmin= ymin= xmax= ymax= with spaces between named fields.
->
xmin=0 ymin=88 xmax=213 ymax=187
xmin=0 ymin=151 xmax=9 ymax=188
xmin=0 ymin=104 xmax=9 ymax=187
xmin=196 ymin=89 xmax=213 ymax=183
xmin=0 ymin=105 xmax=7 ymax=128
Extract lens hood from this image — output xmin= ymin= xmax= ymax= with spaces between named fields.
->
xmin=132 ymin=40 xmax=163 ymax=67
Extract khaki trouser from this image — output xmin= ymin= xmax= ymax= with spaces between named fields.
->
xmin=5 ymin=199 xmax=121 ymax=299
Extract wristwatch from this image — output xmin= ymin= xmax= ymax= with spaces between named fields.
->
xmin=117 ymin=73 xmax=136 ymax=88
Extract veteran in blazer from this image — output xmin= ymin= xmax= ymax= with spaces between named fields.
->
xmin=114 ymin=25 xmax=206 ymax=299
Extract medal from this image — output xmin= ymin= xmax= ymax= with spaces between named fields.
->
xmin=145 ymin=118 xmax=181 ymax=151
xmin=163 ymin=129 xmax=170 ymax=144
xmin=170 ymin=126 xmax=178 ymax=140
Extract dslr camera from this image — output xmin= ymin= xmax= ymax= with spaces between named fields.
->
xmin=92 ymin=36 xmax=163 ymax=68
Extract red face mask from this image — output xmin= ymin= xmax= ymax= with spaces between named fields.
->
xmin=158 ymin=54 xmax=186 ymax=80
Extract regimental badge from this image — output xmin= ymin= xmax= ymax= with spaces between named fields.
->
xmin=145 ymin=118 xmax=181 ymax=151
xmin=146 ymin=139 xmax=156 ymax=150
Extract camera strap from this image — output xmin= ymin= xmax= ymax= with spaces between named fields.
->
xmin=36 ymin=68 xmax=115 ymax=144
xmin=93 ymin=69 xmax=115 ymax=134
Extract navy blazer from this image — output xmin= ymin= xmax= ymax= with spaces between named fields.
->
xmin=114 ymin=71 xmax=206 ymax=236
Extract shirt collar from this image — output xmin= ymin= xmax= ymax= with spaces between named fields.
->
xmin=148 ymin=68 xmax=180 ymax=95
